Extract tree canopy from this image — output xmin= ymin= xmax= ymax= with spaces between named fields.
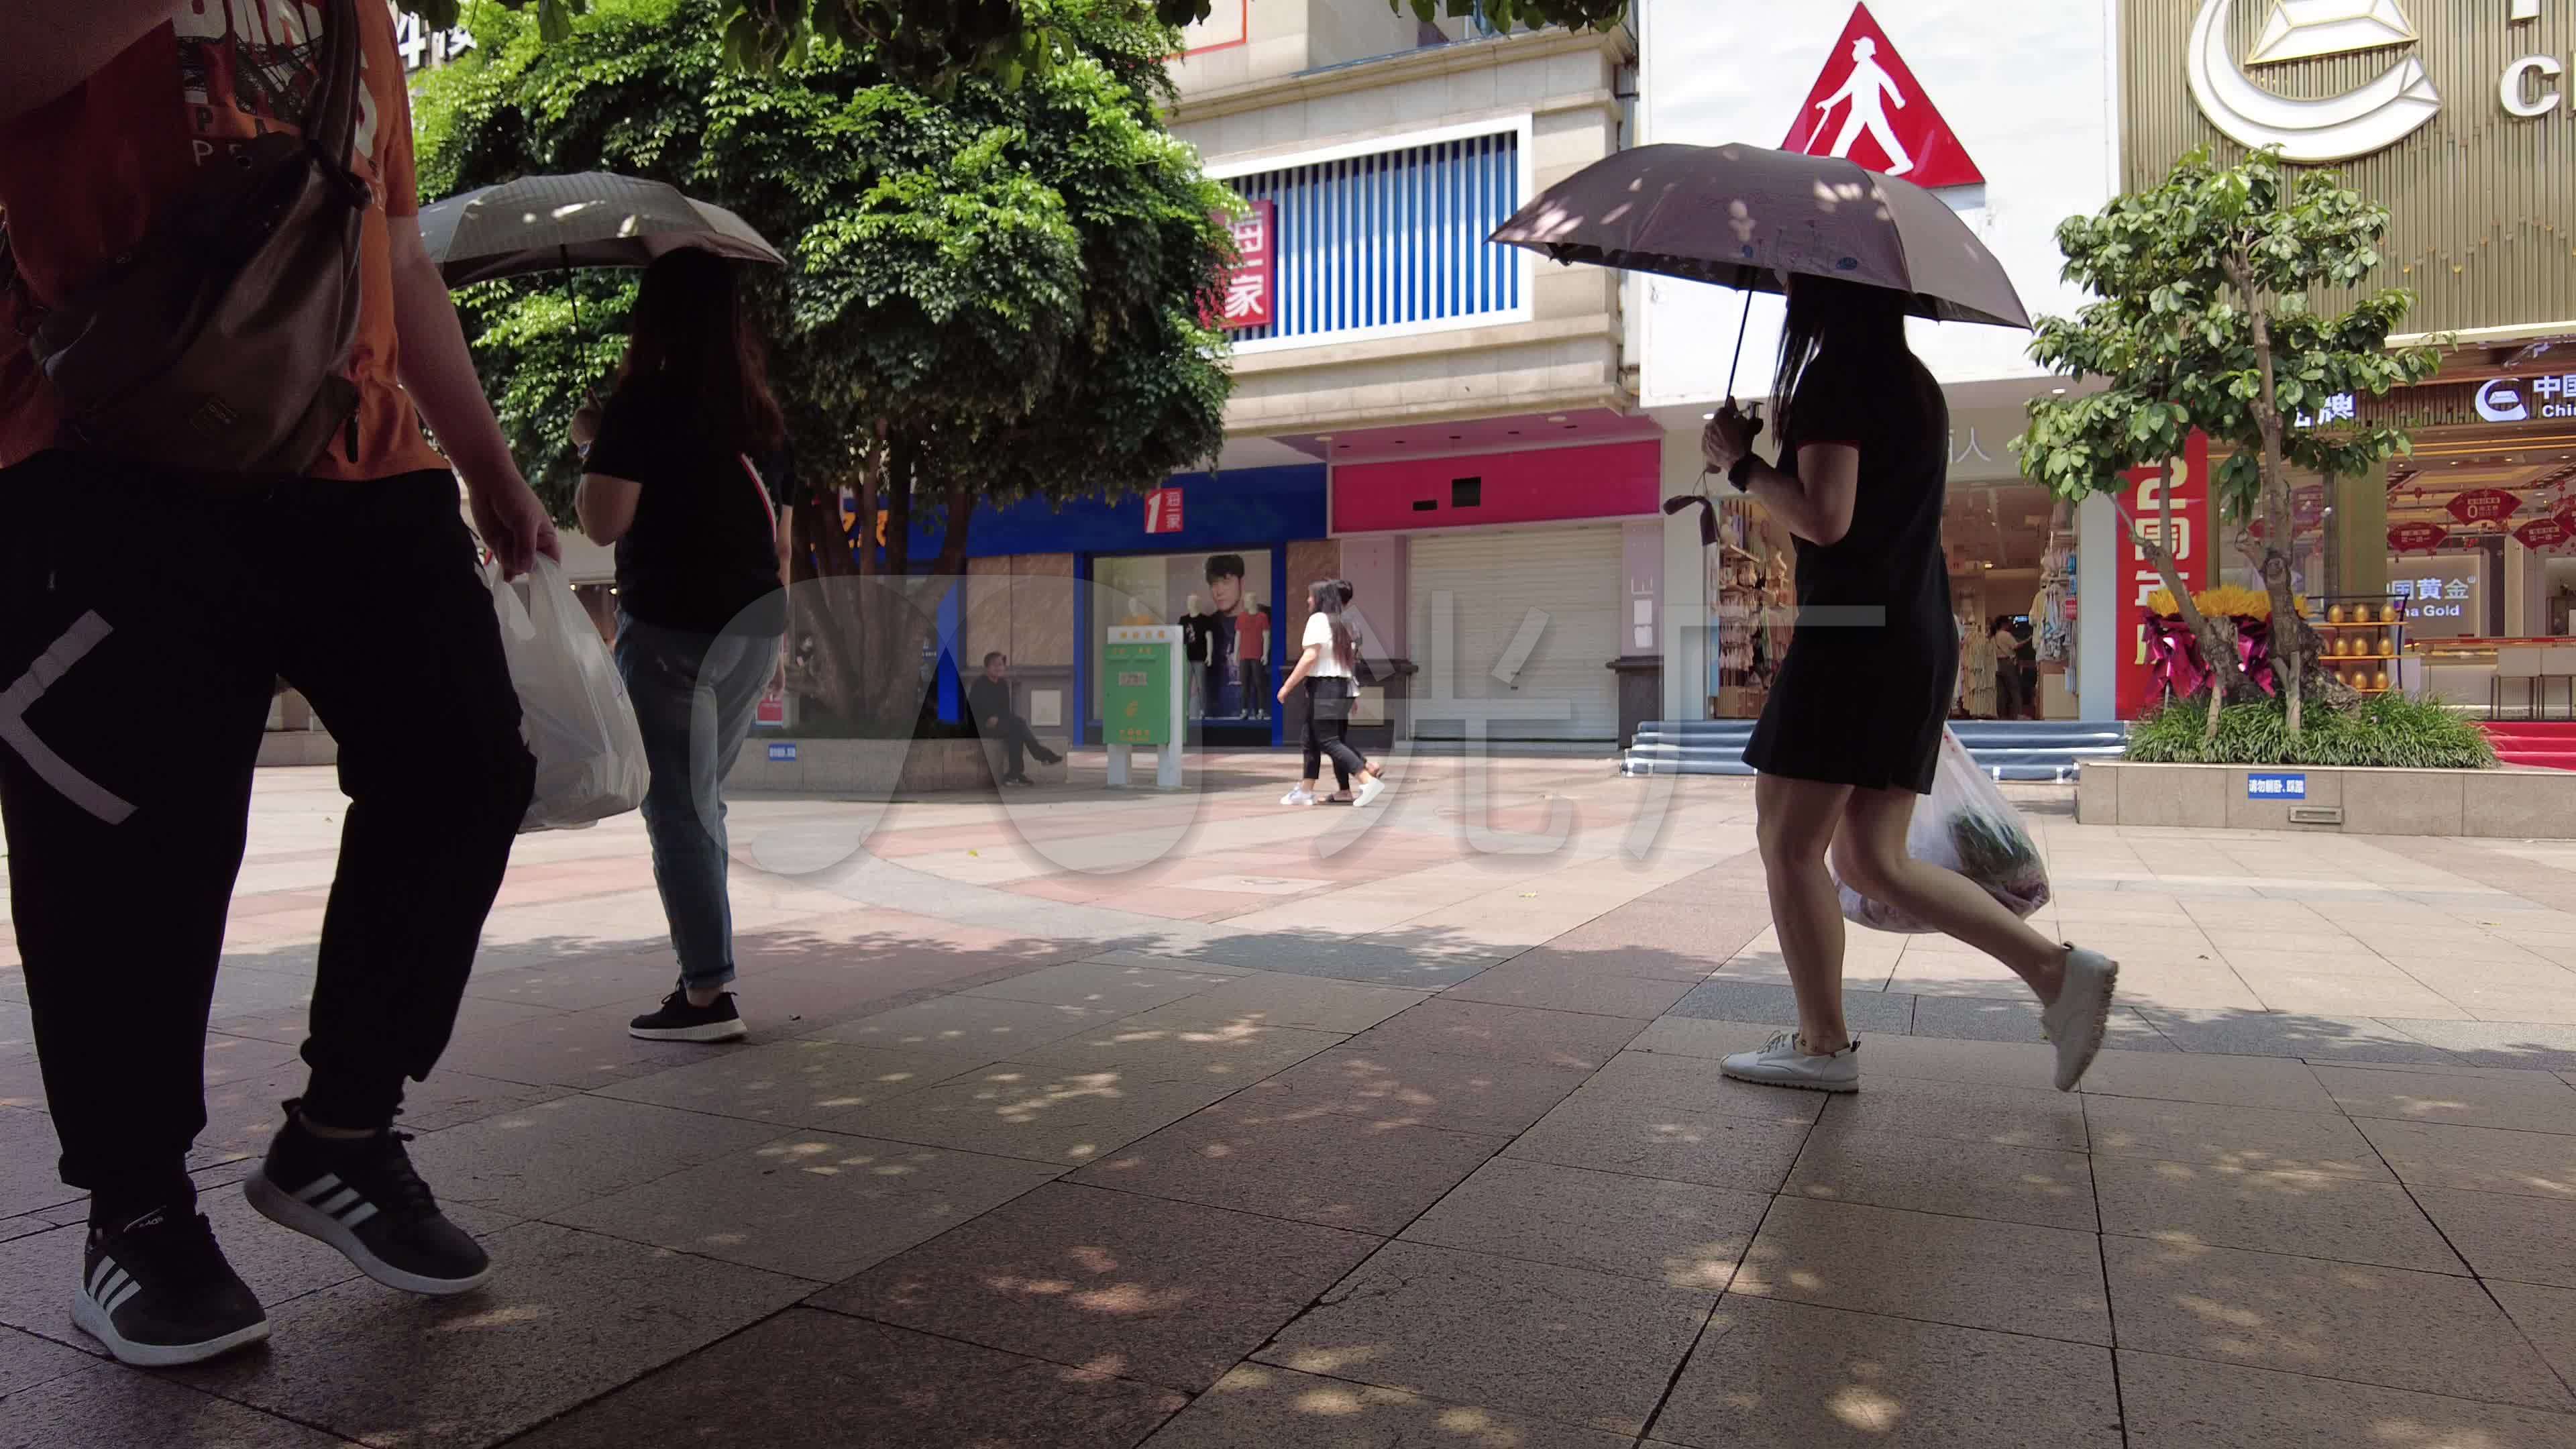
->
xmin=405 ymin=1 xmax=1633 ymax=90
xmin=2016 ymin=147 xmax=2440 ymax=733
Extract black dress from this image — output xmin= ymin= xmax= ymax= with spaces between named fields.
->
xmin=1741 ymin=352 xmax=1956 ymax=794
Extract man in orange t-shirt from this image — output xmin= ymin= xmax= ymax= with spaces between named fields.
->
xmin=0 ymin=3 xmax=556 ymax=1367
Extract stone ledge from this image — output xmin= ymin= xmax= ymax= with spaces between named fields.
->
xmin=724 ymin=737 xmax=1067 ymax=796
xmin=2077 ymin=759 xmax=2576 ymax=839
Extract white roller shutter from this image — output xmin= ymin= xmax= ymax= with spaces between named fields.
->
xmin=1406 ymin=526 xmax=1623 ymax=743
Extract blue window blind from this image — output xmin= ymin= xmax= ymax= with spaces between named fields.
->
xmin=1226 ymin=130 xmax=1524 ymax=344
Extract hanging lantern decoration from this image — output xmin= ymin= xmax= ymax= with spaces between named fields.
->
xmin=2389 ymin=521 xmax=2449 ymax=553
xmin=2447 ymin=488 xmax=2522 ymax=525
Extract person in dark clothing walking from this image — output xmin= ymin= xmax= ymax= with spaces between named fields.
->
xmin=0 ymin=1 xmax=552 ymax=1366
xmin=971 ymin=653 xmax=1061 ymax=786
xmin=1277 ymin=580 xmax=1388 ymax=808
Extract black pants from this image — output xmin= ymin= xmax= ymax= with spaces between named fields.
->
xmin=0 ymin=453 xmax=533 ymax=1220
xmin=985 ymin=712 xmax=1048 ymax=779
xmin=1301 ymin=679 xmax=1366 ymax=786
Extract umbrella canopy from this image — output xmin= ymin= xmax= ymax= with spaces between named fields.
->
xmin=1491 ymin=143 xmax=2029 ymax=331
xmin=419 ymin=171 xmax=786 ymax=286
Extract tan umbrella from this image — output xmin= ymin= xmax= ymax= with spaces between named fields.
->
xmin=419 ymin=172 xmax=785 ymax=286
xmin=1492 ymin=143 xmax=2029 ymax=393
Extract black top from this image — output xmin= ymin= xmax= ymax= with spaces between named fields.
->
xmin=1179 ymin=614 xmax=1214 ymax=664
xmin=1739 ymin=347 xmax=1957 ymax=794
xmin=586 ymin=372 xmax=785 ymax=637
xmin=966 ymin=675 xmax=1013 ymax=729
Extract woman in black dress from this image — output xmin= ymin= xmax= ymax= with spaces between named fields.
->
xmin=1699 ymin=276 xmax=2116 ymax=1095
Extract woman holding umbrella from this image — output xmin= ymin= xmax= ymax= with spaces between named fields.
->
xmin=574 ymin=248 xmax=790 ymax=1044
xmin=1493 ymin=142 xmax=2116 ymax=1093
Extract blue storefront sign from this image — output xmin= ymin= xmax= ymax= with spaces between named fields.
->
xmin=2246 ymin=772 xmax=2306 ymax=800
xmin=767 ymin=743 xmax=798 ymax=763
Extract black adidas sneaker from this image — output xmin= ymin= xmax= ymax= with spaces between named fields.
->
xmin=244 ymin=1106 xmax=491 ymax=1296
xmin=628 ymin=989 xmax=748 ymax=1042
xmin=73 ymin=1207 xmax=269 ymax=1367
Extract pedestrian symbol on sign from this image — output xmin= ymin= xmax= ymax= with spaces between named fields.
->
xmin=1781 ymin=4 xmax=1986 ymax=189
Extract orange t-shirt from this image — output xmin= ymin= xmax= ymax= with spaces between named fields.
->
xmin=0 ymin=1 xmax=448 ymax=480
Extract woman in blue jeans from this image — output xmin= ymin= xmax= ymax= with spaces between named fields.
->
xmin=574 ymin=249 xmax=789 ymax=1043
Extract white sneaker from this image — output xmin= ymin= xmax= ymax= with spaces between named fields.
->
xmin=1354 ymin=775 xmax=1388 ymax=808
xmin=1719 ymin=1031 xmax=1860 ymax=1093
xmin=2041 ymin=947 xmax=2119 ymax=1091
xmin=1281 ymin=787 xmax=1316 ymax=806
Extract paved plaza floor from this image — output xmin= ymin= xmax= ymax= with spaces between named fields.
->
xmin=3 ymin=753 xmax=2575 ymax=1446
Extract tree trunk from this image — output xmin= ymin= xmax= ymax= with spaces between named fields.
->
xmin=2235 ymin=252 xmax=2314 ymax=736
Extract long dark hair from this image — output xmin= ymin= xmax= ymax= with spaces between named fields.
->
xmin=1768 ymin=274 xmax=1912 ymax=445
xmin=610 ymin=248 xmax=786 ymax=453
xmin=1309 ymin=578 xmax=1355 ymax=672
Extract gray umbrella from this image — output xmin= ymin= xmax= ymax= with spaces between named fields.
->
xmin=1492 ymin=143 xmax=2029 ymax=393
xmin=419 ymin=171 xmax=786 ymax=286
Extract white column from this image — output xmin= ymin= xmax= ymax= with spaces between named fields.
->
xmin=1660 ymin=430 xmax=1710 ymax=721
xmin=2078 ymin=492 xmax=2120 ymax=722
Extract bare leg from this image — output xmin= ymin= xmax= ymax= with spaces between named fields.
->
xmin=1831 ymin=786 xmax=2067 ymax=1002
xmin=1755 ymin=773 xmax=1857 ymax=1050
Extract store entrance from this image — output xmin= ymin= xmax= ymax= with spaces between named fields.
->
xmin=1705 ymin=481 xmax=2075 ymax=721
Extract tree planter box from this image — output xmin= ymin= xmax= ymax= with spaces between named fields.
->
xmin=2078 ymin=759 xmax=2576 ymax=838
xmin=724 ymin=738 xmax=1067 ymax=795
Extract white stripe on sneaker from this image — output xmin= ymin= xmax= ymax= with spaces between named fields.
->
xmin=337 ymin=1201 xmax=380 ymax=1229
xmin=316 ymin=1187 xmax=364 ymax=1218
xmin=294 ymin=1173 xmax=344 ymax=1205
xmin=88 ymin=1258 xmax=119 ymax=1299
xmin=105 ymin=1279 xmax=144 ymax=1313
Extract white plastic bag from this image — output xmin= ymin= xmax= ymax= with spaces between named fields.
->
xmin=488 ymin=554 xmax=649 ymax=833
xmin=1833 ymin=728 xmax=2050 ymax=934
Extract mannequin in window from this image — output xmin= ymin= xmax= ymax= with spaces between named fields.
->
xmin=1179 ymin=593 xmax=1212 ymax=719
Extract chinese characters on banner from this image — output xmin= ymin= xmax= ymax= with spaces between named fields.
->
xmin=2116 ymin=432 xmax=2211 ymax=720
xmin=1218 ymin=201 xmax=1275 ymax=330
xmin=1144 ymin=487 xmax=1185 ymax=535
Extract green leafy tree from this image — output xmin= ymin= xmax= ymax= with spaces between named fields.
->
xmin=2016 ymin=148 xmax=2438 ymax=740
xmin=405 ymin=1 xmax=1630 ymax=87
xmin=417 ymin=0 xmax=1236 ymax=732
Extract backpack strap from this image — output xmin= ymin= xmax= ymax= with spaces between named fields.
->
xmin=311 ymin=0 xmax=365 ymax=175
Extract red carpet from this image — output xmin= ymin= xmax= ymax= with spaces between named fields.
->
xmin=2481 ymin=720 xmax=2576 ymax=770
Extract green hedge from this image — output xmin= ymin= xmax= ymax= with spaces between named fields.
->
xmin=2126 ymin=694 xmax=2499 ymax=769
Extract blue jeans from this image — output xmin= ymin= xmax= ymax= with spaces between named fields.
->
xmin=614 ymin=616 xmax=778 ymax=991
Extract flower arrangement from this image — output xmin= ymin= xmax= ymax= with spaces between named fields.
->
xmin=2145 ymin=584 xmax=2306 ymax=621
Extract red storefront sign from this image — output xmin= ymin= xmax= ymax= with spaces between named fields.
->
xmin=2388 ymin=521 xmax=2449 ymax=553
xmin=2447 ymin=488 xmax=2522 ymax=525
xmin=2515 ymin=513 xmax=2576 ymax=551
xmin=1217 ymin=201 xmax=1275 ymax=330
xmin=1143 ymin=486 xmax=1185 ymax=535
xmin=2117 ymin=431 xmax=2212 ymax=720
xmin=1780 ymin=3 xmax=1984 ymax=189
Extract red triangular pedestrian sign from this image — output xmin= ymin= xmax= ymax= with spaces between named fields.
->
xmin=1780 ymin=3 xmax=1984 ymax=189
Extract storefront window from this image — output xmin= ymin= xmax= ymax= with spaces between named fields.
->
xmin=1943 ymin=483 xmax=2075 ymax=721
xmin=1093 ymin=550 xmax=1279 ymax=725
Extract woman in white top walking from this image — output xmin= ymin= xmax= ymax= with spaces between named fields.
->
xmin=1279 ymin=579 xmax=1387 ymax=807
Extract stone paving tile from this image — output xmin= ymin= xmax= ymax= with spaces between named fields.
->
xmin=1505 ymin=1091 xmax=1813 ymax=1195
xmin=2412 ymin=1187 xmax=2576 ymax=1289
xmin=2490 ymin=1279 xmax=2576 ymax=1387
xmin=2116 ymin=1350 xmax=2576 ymax=1449
xmin=2082 ymin=1050 xmax=2338 ymax=1114
xmin=2380 ymin=1018 xmax=2576 ymax=1069
xmin=830 ymin=1063 xmax=1240 ymax=1167
xmin=1786 ymin=1120 xmax=2098 ymax=1232
xmin=1665 ymin=981 xmax=1915 ymax=1035
xmin=2103 ymin=1236 xmax=2574 ymax=1411
xmin=1071 ymin=1098 xmax=1504 ymax=1234
xmin=1008 ymin=1002 xmax=1348 ymax=1083
xmin=2083 ymin=1095 xmax=2392 ymax=1179
xmin=0 ymin=1366 xmax=356 ymax=1448
xmin=500 ymin=1307 xmax=1184 ymax=1449
xmin=1571 ymin=1051 xmax=1826 ymax=1126
xmin=402 ymin=1093 xmax=781 ymax=1220
xmin=549 ymin=1130 xmax=1059 ymax=1283
xmin=2091 ymin=1157 xmax=2463 ymax=1274
xmin=0 ymin=1111 xmax=66 ymax=1221
xmin=195 ymin=1063 xmax=572 ymax=1171
xmin=590 ymin=1039 xmax=967 ymax=1130
xmin=815 ymin=1181 xmax=1376 ymax=1392
xmin=1733 ymin=1196 xmax=2110 ymax=1346
xmin=1839 ymin=1033 xmax=2063 ymax=1091
xmin=0 ymin=1322 xmax=95 ymax=1400
xmin=1438 ymin=959 xmax=1701 ymax=1020
xmin=1905 ymin=996 xmax=2180 ymax=1051
xmin=1344 ymin=1000 xmax=1643 ymax=1071
xmin=179 ymin=1222 xmax=811 ymax=1449
xmin=1652 ymin=1297 xmax=2124 ymax=1449
xmin=1398 ymin=1157 xmax=1768 ymax=1291
xmin=1142 ymin=1363 xmax=1635 ymax=1449
xmin=1830 ymin=1072 xmax=2092 ymax=1152
xmin=458 ymin=957 xmax=669 ymax=1013
xmin=1623 ymin=1016 xmax=1788 ymax=1062
xmin=961 ymin=959 xmax=1248 ymax=1012
xmin=1255 ymin=1239 xmax=1716 ymax=1438
xmin=428 ymin=1002 xmax=744 ymax=1089
xmin=2308 ymin=1063 xmax=2576 ymax=1132
xmin=1227 ymin=1044 xmax=1593 ymax=1138
xmin=805 ymin=994 xmax=1128 ymax=1061
xmin=2132 ymin=1006 xmax=2466 ymax=1065
xmin=1160 ymin=973 xmax=1432 ymax=1034
xmin=2356 ymin=1117 xmax=2576 ymax=1199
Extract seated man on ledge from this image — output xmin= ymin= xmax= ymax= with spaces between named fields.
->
xmin=969 ymin=652 xmax=1061 ymax=787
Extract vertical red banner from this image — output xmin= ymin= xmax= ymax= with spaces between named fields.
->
xmin=1219 ymin=200 xmax=1275 ymax=330
xmin=2116 ymin=431 xmax=2212 ymax=720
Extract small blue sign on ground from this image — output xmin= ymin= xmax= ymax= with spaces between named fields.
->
xmin=2246 ymin=772 xmax=2306 ymax=800
xmin=767 ymin=743 xmax=798 ymax=763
